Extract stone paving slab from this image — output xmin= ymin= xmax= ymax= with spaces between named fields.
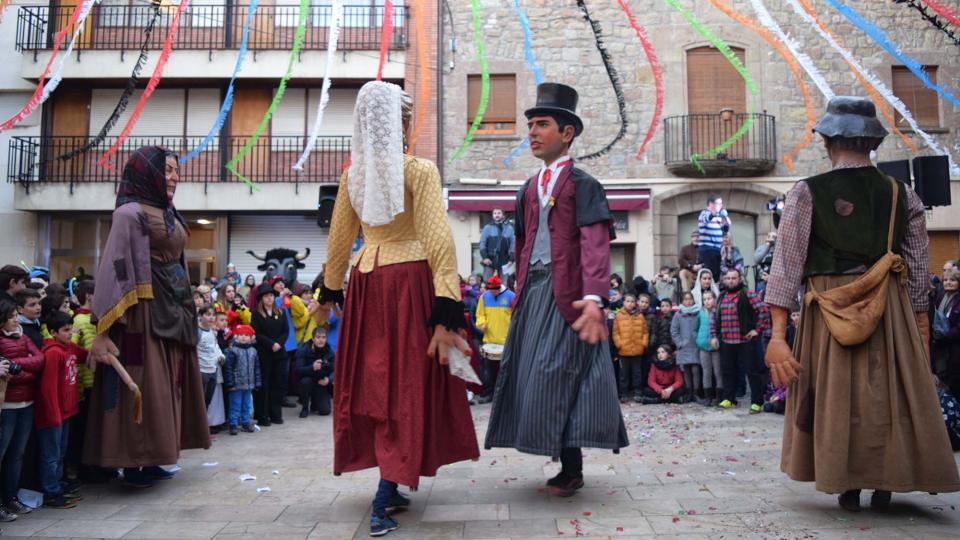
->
xmin=1 ymin=401 xmax=958 ymax=539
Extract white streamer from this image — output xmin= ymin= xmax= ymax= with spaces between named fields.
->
xmin=748 ymin=0 xmax=834 ymax=100
xmin=293 ymin=0 xmax=343 ymax=172
xmin=785 ymin=0 xmax=959 ymax=176
xmin=40 ymin=0 xmax=99 ymax=102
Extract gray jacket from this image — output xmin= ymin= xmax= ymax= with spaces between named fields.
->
xmin=671 ymin=309 xmax=701 ymax=366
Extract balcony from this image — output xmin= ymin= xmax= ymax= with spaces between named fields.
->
xmin=663 ymin=112 xmax=777 ymax=177
xmin=15 ymin=4 xmax=407 ymax=51
xmin=7 ymin=135 xmax=349 ymax=190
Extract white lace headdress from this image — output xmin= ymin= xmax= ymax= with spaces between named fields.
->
xmin=348 ymin=81 xmax=405 ymax=226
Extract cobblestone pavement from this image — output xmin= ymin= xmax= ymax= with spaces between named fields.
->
xmin=3 ymin=401 xmax=959 ymax=539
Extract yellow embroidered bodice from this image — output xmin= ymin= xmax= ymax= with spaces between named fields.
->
xmin=323 ymin=155 xmax=461 ymax=301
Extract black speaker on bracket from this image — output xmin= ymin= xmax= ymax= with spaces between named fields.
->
xmin=318 ymin=185 xmax=339 ymax=227
xmin=913 ymin=155 xmax=951 ymax=207
xmin=878 ymin=160 xmax=911 ymax=186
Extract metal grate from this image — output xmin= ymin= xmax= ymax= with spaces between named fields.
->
xmin=663 ymin=113 xmax=777 ymax=165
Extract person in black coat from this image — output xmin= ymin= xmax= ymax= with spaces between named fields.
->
xmin=251 ymin=283 xmax=289 ymax=426
xmin=295 ymin=327 xmax=335 ymax=418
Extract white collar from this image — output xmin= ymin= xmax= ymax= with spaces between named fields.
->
xmin=540 ymin=155 xmax=572 ymax=173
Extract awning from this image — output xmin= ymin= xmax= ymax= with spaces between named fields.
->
xmin=447 ymin=188 xmax=651 ymax=212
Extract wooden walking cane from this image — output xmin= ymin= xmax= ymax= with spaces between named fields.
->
xmin=106 ymin=354 xmax=143 ymax=424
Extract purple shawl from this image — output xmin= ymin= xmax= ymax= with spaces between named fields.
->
xmin=92 ymin=203 xmax=154 ymax=334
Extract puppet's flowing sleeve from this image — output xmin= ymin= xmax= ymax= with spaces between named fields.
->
xmin=92 ymin=203 xmax=154 ymax=335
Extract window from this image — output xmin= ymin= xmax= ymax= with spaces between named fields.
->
xmin=686 ymin=46 xmax=746 ymax=114
xmin=99 ymin=0 xmax=170 ymax=27
xmin=190 ymin=0 xmax=225 ymax=27
xmin=468 ymin=74 xmax=516 ymax=136
xmin=892 ymin=65 xmax=940 ymax=128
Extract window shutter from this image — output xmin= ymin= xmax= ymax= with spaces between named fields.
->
xmin=89 ymin=88 xmax=185 ymax=138
xmin=307 ymin=87 xmax=357 ymax=136
xmin=468 ymin=74 xmax=516 ymax=133
xmin=892 ymin=66 xmax=939 ymax=128
xmin=686 ymin=46 xmax=746 ymax=114
xmin=229 ymin=215 xmax=328 ymax=281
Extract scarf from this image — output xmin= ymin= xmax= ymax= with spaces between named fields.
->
xmin=347 ymin=81 xmax=405 ymax=226
xmin=116 ymin=145 xmax=187 ymax=236
xmin=679 ymin=303 xmax=700 ymax=315
xmin=653 ymin=359 xmax=676 ymax=370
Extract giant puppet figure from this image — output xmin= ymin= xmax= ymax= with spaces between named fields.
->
xmin=764 ymin=97 xmax=960 ymax=511
xmin=485 ymin=83 xmax=628 ymax=497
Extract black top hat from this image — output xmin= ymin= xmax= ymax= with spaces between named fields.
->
xmin=257 ymin=282 xmax=276 ymax=297
xmin=813 ymin=96 xmax=888 ymax=139
xmin=524 ymin=83 xmax=584 ymax=136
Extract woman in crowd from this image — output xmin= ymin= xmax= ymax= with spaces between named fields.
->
xmin=238 ymin=274 xmax=256 ymax=302
xmin=692 ymin=268 xmax=719 ymax=308
xmin=934 ymin=267 xmax=960 ymax=397
xmin=251 ymin=283 xmax=289 ymax=426
xmin=719 ymin=234 xmax=744 ymax=276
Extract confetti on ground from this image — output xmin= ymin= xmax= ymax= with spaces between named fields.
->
xmin=238 ymin=473 xmax=257 ymax=482
xmin=256 ymin=486 xmax=271 ymax=493
xmin=272 ymin=470 xmax=280 ymax=476
xmin=202 ymin=462 xmax=219 ymax=467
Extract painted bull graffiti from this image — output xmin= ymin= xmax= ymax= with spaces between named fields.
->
xmin=247 ymin=247 xmax=311 ymax=292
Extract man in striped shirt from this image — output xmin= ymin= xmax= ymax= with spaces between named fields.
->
xmin=698 ymin=194 xmax=731 ymax=280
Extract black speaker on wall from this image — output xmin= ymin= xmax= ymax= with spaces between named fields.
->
xmin=878 ymin=160 xmax=911 ymax=186
xmin=913 ymin=155 xmax=951 ymax=207
xmin=318 ymin=185 xmax=339 ymax=227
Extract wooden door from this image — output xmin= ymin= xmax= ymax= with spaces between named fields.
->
xmin=929 ymin=230 xmax=959 ymax=277
xmin=47 ymin=87 xmax=91 ymax=180
xmin=54 ymin=0 xmax=95 ymax=49
xmin=686 ymin=46 xmax=747 ymax=159
xmin=229 ymin=87 xmax=272 ymax=181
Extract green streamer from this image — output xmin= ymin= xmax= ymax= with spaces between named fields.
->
xmin=665 ymin=0 xmax=758 ymax=174
xmin=225 ymin=0 xmax=310 ymax=189
xmin=450 ymin=0 xmax=489 ymax=163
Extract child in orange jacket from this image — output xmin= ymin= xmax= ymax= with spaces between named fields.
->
xmin=612 ymin=294 xmax=649 ymax=402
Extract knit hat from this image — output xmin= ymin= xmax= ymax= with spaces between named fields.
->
xmin=234 ymin=325 xmax=255 ymax=337
xmin=487 ymin=274 xmax=502 ymax=290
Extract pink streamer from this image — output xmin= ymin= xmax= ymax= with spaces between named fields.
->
xmin=922 ymin=0 xmax=960 ymax=28
xmin=376 ymin=0 xmax=394 ymax=80
xmin=0 ymin=1 xmax=87 ymax=132
xmin=616 ymin=0 xmax=662 ymax=160
xmin=98 ymin=0 xmax=190 ymax=168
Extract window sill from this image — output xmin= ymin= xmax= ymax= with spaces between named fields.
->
xmin=899 ymin=127 xmax=950 ymax=134
xmin=470 ymin=134 xmax=522 ymax=142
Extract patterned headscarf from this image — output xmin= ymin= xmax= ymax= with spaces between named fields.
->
xmin=116 ymin=145 xmax=187 ymax=236
xmin=348 ymin=81 xmax=405 ymax=226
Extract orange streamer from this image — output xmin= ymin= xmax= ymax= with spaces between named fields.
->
xmin=407 ymin=0 xmax=430 ymax=153
xmin=797 ymin=0 xmax=917 ymax=152
xmin=708 ymin=0 xmax=814 ymax=170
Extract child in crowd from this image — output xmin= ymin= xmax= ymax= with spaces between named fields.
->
xmin=295 ymin=327 xmax=335 ymax=418
xmin=0 ymin=299 xmax=43 ymax=520
xmin=15 ymin=289 xmax=43 ymax=349
xmin=36 ymin=311 xmax=84 ymax=509
xmin=69 ymin=280 xmax=100 ymax=483
xmin=215 ymin=308 xmax=231 ymax=351
xmin=39 ymin=291 xmax=71 ymax=340
xmin=197 ymin=304 xmax=225 ymax=413
xmin=224 ymin=325 xmax=261 ymax=435
xmin=671 ymin=292 xmax=702 ymax=404
xmin=193 ymin=289 xmax=205 ymax=311
xmin=641 ymin=344 xmax=685 ymax=404
xmin=612 ymin=293 xmax=648 ymax=403
xmin=649 ymin=298 xmax=675 ymax=354
xmin=696 ymin=291 xmax=721 ymax=406
xmin=762 ymin=382 xmax=787 ymax=414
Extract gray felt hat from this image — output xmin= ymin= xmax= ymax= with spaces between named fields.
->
xmin=812 ymin=96 xmax=889 ymax=139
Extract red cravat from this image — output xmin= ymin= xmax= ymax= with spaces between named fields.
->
xmin=540 ymin=168 xmax=552 ymax=197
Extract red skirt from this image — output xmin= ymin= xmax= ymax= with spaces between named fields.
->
xmin=333 ymin=260 xmax=480 ymax=488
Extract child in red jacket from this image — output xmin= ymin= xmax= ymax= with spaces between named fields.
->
xmin=36 ymin=311 xmax=84 ymax=509
xmin=640 ymin=344 xmax=685 ymax=404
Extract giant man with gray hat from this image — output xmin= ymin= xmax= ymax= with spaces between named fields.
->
xmin=484 ymin=83 xmax=628 ymax=498
xmin=763 ymin=96 xmax=960 ymax=512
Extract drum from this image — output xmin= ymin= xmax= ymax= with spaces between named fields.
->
xmin=481 ymin=343 xmax=504 ymax=362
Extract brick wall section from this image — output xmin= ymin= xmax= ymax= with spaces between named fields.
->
xmin=405 ymin=0 xmax=440 ymax=164
xmin=441 ymin=0 xmax=960 ymax=183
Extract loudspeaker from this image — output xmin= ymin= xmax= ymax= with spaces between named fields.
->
xmin=878 ymin=160 xmax=911 ymax=186
xmin=913 ymin=155 xmax=951 ymax=207
xmin=317 ymin=185 xmax=339 ymax=227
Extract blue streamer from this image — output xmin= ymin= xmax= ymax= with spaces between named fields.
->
xmin=503 ymin=0 xmax=544 ymax=168
xmin=180 ymin=0 xmax=259 ymax=165
xmin=826 ymin=0 xmax=960 ymax=110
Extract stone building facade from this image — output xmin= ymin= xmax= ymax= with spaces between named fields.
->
xmin=439 ymin=0 xmax=960 ymax=282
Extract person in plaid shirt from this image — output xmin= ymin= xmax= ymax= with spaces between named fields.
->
xmin=709 ymin=269 xmax=769 ymax=412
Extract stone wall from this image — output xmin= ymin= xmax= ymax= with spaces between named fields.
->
xmin=440 ymin=0 xmax=960 ymax=183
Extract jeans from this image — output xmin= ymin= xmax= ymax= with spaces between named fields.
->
xmin=37 ymin=418 xmax=71 ymax=497
xmin=372 ymin=479 xmax=399 ymax=518
xmin=720 ymin=341 xmax=765 ymax=405
xmin=618 ymin=356 xmax=644 ymax=397
xmin=0 ymin=406 xmax=34 ymax=502
xmin=297 ymin=377 xmax=332 ymax=415
xmin=699 ymin=349 xmax=722 ymax=389
xmin=229 ymin=389 xmax=254 ymax=426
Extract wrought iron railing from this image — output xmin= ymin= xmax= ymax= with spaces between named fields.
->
xmin=8 ymin=135 xmax=349 ymax=188
xmin=663 ymin=112 xmax=777 ymax=166
xmin=16 ymin=4 xmax=407 ymax=51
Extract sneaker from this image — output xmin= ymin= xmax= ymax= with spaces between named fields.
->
xmin=386 ymin=492 xmax=410 ymax=513
xmin=370 ymin=515 xmax=399 ymax=536
xmin=717 ymin=399 xmax=733 ymax=409
xmin=549 ymin=473 xmax=585 ymax=497
xmin=43 ymin=496 xmax=78 ymax=509
xmin=5 ymin=498 xmax=32 ymax=515
xmin=299 ymin=408 xmax=310 ymax=418
xmin=229 ymin=424 xmax=238 ymax=436
xmin=0 ymin=507 xmax=16 ymax=522
xmin=122 ymin=469 xmax=155 ymax=489
xmin=749 ymin=404 xmax=762 ymax=414
xmin=63 ymin=492 xmax=83 ymax=501
xmin=142 ymin=466 xmax=176 ymax=480
xmin=243 ymin=423 xmax=256 ymax=433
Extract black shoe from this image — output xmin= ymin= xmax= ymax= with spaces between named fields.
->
xmin=229 ymin=424 xmax=238 ymax=435
xmin=271 ymin=418 xmax=284 ymax=425
xmin=122 ymin=469 xmax=155 ymax=489
xmin=871 ymin=490 xmax=892 ymax=509
xmin=259 ymin=419 xmax=271 ymax=427
xmin=299 ymin=408 xmax=310 ymax=418
xmin=548 ymin=473 xmax=584 ymax=497
xmin=476 ymin=395 xmax=493 ymax=404
xmin=43 ymin=496 xmax=77 ymax=509
xmin=838 ymin=490 xmax=862 ymax=512
xmin=282 ymin=399 xmax=298 ymax=408
xmin=386 ymin=492 xmax=411 ymax=513
xmin=210 ymin=425 xmax=222 ymax=435
xmin=4 ymin=498 xmax=31 ymax=515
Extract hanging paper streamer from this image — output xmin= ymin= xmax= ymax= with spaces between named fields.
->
xmin=749 ymin=0 xmax=834 ymax=100
xmin=293 ymin=0 xmax=342 ymax=172
xmin=502 ymin=0 xmax=544 ymax=167
xmin=224 ymin=0 xmax=309 ymax=189
xmin=665 ymin=0 xmax=756 ymax=174
xmin=376 ymin=0 xmax=394 ymax=80
xmin=53 ymin=4 xmax=161 ymax=163
xmin=617 ymin=0 xmax=662 ymax=160
xmin=920 ymin=0 xmax=960 ymax=28
xmin=826 ymin=0 xmax=960 ymax=111
xmin=180 ymin=0 xmax=258 ymax=165
xmin=709 ymin=0 xmax=815 ymax=170
xmin=788 ymin=0 xmax=959 ymax=173
xmin=407 ymin=0 xmax=430 ymax=152
xmin=0 ymin=0 xmax=91 ymax=132
xmin=97 ymin=0 xmax=190 ymax=168
xmin=449 ymin=0 xmax=489 ymax=163
xmin=576 ymin=0 xmax=627 ymax=161
xmin=894 ymin=0 xmax=960 ymax=49
xmin=0 ymin=0 xmax=11 ymax=22
xmin=40 ymin=0 xmax=99 ymax=103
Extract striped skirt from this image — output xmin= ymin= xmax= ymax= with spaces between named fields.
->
xmin=484 ymin=266 xmax=629 ymax=456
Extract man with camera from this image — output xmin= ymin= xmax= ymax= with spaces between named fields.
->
xmin=754 ymin=231 xmax=777 ymax=296
xmin=698 ymin=195 xmax=731 ymax=281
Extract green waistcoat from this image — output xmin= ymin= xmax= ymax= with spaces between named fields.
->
xmin=803 ymin=167 xmax=907 ymax=278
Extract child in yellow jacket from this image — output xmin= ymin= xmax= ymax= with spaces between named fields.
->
xmin=613 ymin=293 xmax=649 ymax=402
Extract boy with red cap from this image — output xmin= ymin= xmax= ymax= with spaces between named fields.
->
xmin=224 ymin=325 xmax=261 ymax=435
xmin=474 ymin=274 xmax=514 ymax=403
